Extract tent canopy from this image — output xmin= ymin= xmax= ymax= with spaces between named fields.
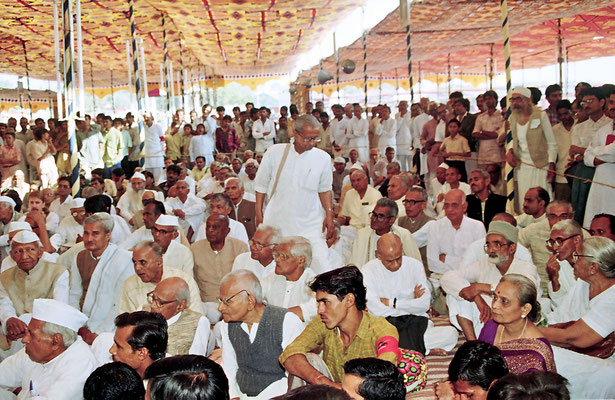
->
xmin=296 ymin=0 xmax=615 ymax=87
xmin=0 ymin=0 xmax=364 ymax=85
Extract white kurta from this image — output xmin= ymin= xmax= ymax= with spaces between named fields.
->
xmin=254 ymin=144 xmax=332 ymax=268
xmin=427 ymin=216 xmax=486 ymax=275
xmin=261 ymin=269 xmax=317 ymax=323
xmin=348 ymin=117 xmax=369 ymax=162
xmin=220 ymin=312 xmax=304 ymax=400
xmin=67 ymin=243 xmax=134 ymax=333
xmin=362 ymin=256 xmax=458 ymax=352
xmin=49 ymin=195 xmax=72 ymax=220
xmin=116 ymin=189 xmax=144 ymax=222
xmin=515 ymin=111 xmax=557 ymax=203
xmin=0 ymin=337 xmax=96 ymax=400
xmin=546 ymin=279 xmax=615 ymax=400
xmin=329 ymin=118 xmax=349 ymax=156
xmin=583 ymin=121 xmax=615 ymax=226
xmin=165 ymin=194 xmax=207 ymax=232
xmin=143 ymin=123 xmax=165 ymax=168
xmin=162 ymin=240 xmax=195 ymax=275
xmin=376 ymin=118 xmax=397 ymax=154
xmin=252 ymin=119 xmax=276 ymax=153
xmin=395 ymin=112 xmax=413 ymax=156
xmin=189 ymin=134 xmax=215 ymax=164
xmin=231 ymin=252 xmax=275 ymax=281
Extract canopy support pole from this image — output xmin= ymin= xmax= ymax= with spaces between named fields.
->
xmin=334 ymin=33 xmax=340 ymax=104
xmin=557 ymin=18 xmax=564 ymax=88
xmin=139 ymin=38 xmax=149 ymax=113
xmin=418 ymin=61 xmax=422 ymax=98
xmin=89 ymin=61 xmax=96 ymax=114
xmin=500 ymin=0 xmax=515 ymax=213
xmin=362 ymin=31 xmax=368 ymax=108
xmin=75 ymin=0 xmax=85 ymax=116
xmin=447 ymin=53 xmax=451 ymax=96
xmin=62 ymin=0 xmax=79 ymax=195
xmin=405 ymin=0 xmax=413 ymax=102
xmin=126 ymin=40 xmax=133 ymax=109
xmin=21 ymin=40 xmax=33 ymax=120
xmin=53 ymin=0 xmax=63 ymax=119
xmin=489 ymin=43 xmax=494 ymax=90
xmin=129 ymin=0 xmax=144 ymax=167
xmin=162 ymin=14 xmax=171 ymax=120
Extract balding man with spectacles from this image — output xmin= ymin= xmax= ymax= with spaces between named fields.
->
xmin=218 ymin=270 xmax=304 ymax=399
xmin=255 ymin=114 xmax=336 ymax=273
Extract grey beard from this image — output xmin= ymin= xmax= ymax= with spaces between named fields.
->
xmin=488 ymin=253 xmax=509 ymax=265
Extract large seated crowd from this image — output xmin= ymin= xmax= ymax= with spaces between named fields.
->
xmin=0 ymin=81 xmax=614 ymax=400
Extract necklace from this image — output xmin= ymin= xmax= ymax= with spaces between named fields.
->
xmin=499 ymin=317 xmax=528 ymax=344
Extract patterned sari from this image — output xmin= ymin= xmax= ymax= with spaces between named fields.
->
xmin=479 ymin=319 xmax=557 ymax=374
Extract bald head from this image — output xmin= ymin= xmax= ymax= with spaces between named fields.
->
xmin=444 ymin=189 xmax=465 ymax=205
xmin=375 ymin=233 xmax=403 ymax=272
xmin=157 ymin=277 xmax=189 ymax=299
xmin=150 ymin=277 xmax=190 ymax=319
xmin=491 ymin=212 xmax=517 ymax=227
xmin=142 ymin=191 xmax=155 ymax=201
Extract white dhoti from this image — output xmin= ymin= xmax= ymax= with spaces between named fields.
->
xmin=424 ymin=322 xmax=458 ymax=353
xmin=446 ymin=295 xmax=484 ymax=338
xmin=515 ymin=164 xmax=552 ymax=211
xmin=552 ymin=345 xmax=615 ymax=400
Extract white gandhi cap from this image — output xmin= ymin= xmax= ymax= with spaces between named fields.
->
xmin=12 ymin=230 xmax=40 ymax=245
xmin=131 ymin=172 xmax=146 ymax=182
xmin=7 ymin=221 xmax=32 ymax=234
xmin=32 ymin=299 xmax=88 ymax=332
xmin=0 ymin=196 xmax=16 ymax=208
xmin=155 ymin=214 xmax=179 ymax=226
xmin=70 ymin=198 xmax=86 ymax=208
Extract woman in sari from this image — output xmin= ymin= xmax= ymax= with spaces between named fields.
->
xmin=538 ymin=236 xmax=615 ymax=399
xmin=478 ymin=273 xmax=556 ymax=374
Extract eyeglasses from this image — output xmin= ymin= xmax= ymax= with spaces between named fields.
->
xmin=152 ymin=226 xmax=175 ymax=235
xmin=484 ymin=242 xmax=510 ymax=251
xmin=580 ymin=99 xmax=595 ymax=106
xmin=273 ymin=252 xmax=294 ymax=261
xmin=402 ymin=199 xmax=425 ymax=206
xmin=571 ymin=251 xmax=595 ymax=264
xmin=546 ymin=235 xmax=577 ymax=248
xmin=71 ymin=210 xmax=86 ymax=216
xmin=369 ymin=212 xmax=393 ymax=221
xmin=217 ymin=289 xmax=248 ymax=306
xmin=248 ymin=239 xmax=276 ymax=249
xmin=147 ymin=291 xmax=177 ymax=307
xmin=547 ymin=213 xmax=571 ymax=220
xmin=295 ymin=131 xmax=321 ymax=143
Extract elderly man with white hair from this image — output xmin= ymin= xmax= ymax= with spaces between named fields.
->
xmin=232 ymin=224 xmax=281 ymax=281
xmin=0 ymin=231 xmax=69 ymax=359
xmin=0 ymin=196 xmax=22 ymax=235
xmin=505 ymin=87 xmax=558 ymax=212
xmin=1 ymin=222 xmax=58 ymax=273
xmin=255 ymin=114 xmax=336 ymax=271
xmin=261 ymin=236 xmax=318 ymax=323
xmin=440 ymin=221 xmax=541 ymax=341
xmin=164 ymin=179 xmax=206 ymax=238
xmin=67 ymin=213 xmax=134 ymax=336
xmin=0 ymin=299 xmax=96 ymax=400
xmin=143 ymin=113 xmax=165 ymax=183
xmin=116 ymin=171 xmax=147 ymax=225
xmin=240 ymin=158 xmax=258 ymax=195
xmin=218 ymin=270 xmax=304 ymax=400
xmin=119 ymin=240 xmax=201 ymax=315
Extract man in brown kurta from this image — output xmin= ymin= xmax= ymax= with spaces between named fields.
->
xmin=190 ymin=214 xmax=248 ymax=323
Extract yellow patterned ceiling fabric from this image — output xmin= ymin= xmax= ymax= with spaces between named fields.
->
xmin=297 ymin=0 xmax=615 ymax=87
xmin=0 ymin=0 xmax=364 ymax=85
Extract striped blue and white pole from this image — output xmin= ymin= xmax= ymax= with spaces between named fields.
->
xmin=129 ymin=0 xmax=144 ymax=166
xmin=62 ymin=0 xmax=79 ymax=196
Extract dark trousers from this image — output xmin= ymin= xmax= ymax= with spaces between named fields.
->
xmin=386 ymin=314 xmax=428 ymax=355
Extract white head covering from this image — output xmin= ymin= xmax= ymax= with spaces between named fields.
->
xmin=14 ymin=170 xmax=24 ymax=177
xmin=131 ymin=172 xmax=146 ymax=182
xmin=12 ymin=230 xmax=41 ymax=245
xmin=0 ymin=196 xmax=16 ymax=208
xmin=349 ymin=162 xmax=364 ymax=171
xmin=7 ymin=221 xmax=32 ymax=234
xmin=244 ymin=158 xmax=259 ymax=168
xmin=333 ymin=157 xmax=346 ymax=164
xmin=511 ymin=87 xmax=532 ymax=99
xmin=70 ymin=198 xmax=86 ymax=209
xmin=32 ymin=299 xmax=88 ymax=332
xmin=155 ymin=214 xmax=179 ymax=227
xmin=437 ymin=162 xmax=450 ymax=170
